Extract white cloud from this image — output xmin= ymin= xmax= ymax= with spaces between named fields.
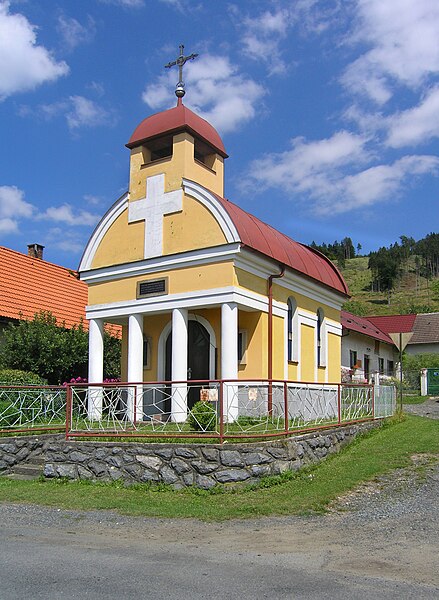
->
xmin=40 ymin=204 xmax=100 ymax=227
xmin=239 ymin=8 xmax=291 ymax=75
xmin=0 ymin=185 xmax=34 ymax=234
xmin=244 ymin=131 xmax=369 ymax=194
xmin=231 ymin=1 xmax=339 ymax=76
xmin=57 ymin=14 xmax=96 ymax=51
xmin=318 ymin=155 xmax=439 ymax=214
xmin=99 ymin=0 xmax=145 ymax=7
xmin=19 ymin=95 xmax=112 ymax=130
xmin=142 ymin=54 xmax=265 ymax=133
xmin=83 ymin=194 xmax=104 ymax=207
xmin=386 ymin=86 xmax=439 ymax=148
xmin=0 ymin=1 xmax=69 ymax=100
xmin=242 ymin=133 xmax=439 ymax=214
xmin=66 ymin=96 xmax=110 ymax=129
xmin=45 ymin=227 xmax=86 ymax=254
xmin=343 ymin=0 xmax=439 ymax=103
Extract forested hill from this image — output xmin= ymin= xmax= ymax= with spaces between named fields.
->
xmin=310 ymin=234 xmax=439 ymax=316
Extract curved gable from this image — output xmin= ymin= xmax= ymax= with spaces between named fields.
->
xmin=79 ymin=182 xmax=240 ymax=273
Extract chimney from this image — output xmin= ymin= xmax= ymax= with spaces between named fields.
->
xmin=27 ymin=244 xmax=45 ymax=260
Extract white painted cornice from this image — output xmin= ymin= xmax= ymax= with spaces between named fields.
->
xmin=80 ymin=243 xmax=241 ymax=284
xmin=86 ymin=285 xmax=286 ymax=321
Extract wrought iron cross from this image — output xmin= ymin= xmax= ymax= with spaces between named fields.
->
xmin=165 ymin=44 xmax=198 ymax=98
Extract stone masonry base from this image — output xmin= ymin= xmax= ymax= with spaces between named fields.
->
xmin=0 ymin=421 xmax=380 ymax=489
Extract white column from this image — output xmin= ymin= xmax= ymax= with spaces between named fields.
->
xmin=88 ymin=318 xmax=104 ymax=420
xmin=421 ymin=368 xmax=428 ymax=396
xmin=127 ymin=314 xmax=144 ymax=422
xmin=171 ymin=308 xmax=188 ymax=422
xmin=221 ymin=302 xmax=238 ymax=421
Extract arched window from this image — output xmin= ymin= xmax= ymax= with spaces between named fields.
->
xmin=287 ymin=297 xmax=297 ymax=362
xmin=317 ymin=308 xmax=325 ymax=367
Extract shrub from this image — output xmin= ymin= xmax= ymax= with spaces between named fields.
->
xmin=0 ymin=400 xmax=17 ymax=426
xmin=188 ymin=400 xmax=217 ymax=431
xmin=0 ymin=369 xmax=47 ymax=386
xmin=0 ymin=311 xmax=121 ymax=384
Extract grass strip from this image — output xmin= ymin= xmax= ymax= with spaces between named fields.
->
xmin=0 ymin=414 xmax=437 ymax=521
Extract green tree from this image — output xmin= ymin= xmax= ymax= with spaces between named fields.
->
xmin=0 ymin=311 xmax=121 ymax=384
xmin=402 ymin=353 xmax=439 ymax=392
xmin=431 ymin=279 xmax=439 ymax=301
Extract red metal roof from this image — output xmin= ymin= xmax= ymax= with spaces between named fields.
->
xmin=367 ymin=314 xmax=416 ymax=334
xmin=126 ymin=100 xmax=228 ymax=158
xmin=215 ymin=195 xmax=349 ymax=296
xmin=0 ymin=246 xmax=119 ymax=336
xmin=341 ymin=311 xmax=393 ymax=344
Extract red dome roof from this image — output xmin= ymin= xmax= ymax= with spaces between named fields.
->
xmin=126 ymin=100 xmax=228 ymax=157
xmin=214 ymin=194 xmax=349 ymax=296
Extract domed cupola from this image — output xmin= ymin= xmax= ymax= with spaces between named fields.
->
xmin=126 ymin=101 xmax=228 ymax=160
xmin=126 ymin=46 xmax=227 ymax=199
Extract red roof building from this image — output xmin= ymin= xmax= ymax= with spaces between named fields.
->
xmin=0 ymin=245 xmax=87 ymax=330
xmin=341 ymin=311 xmax=393 ymax=344
xmin=367 ymin=314 xmax=416 ymax=334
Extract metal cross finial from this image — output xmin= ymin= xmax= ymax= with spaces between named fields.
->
xmin=165 ymin=44 xmax=198 ymax=99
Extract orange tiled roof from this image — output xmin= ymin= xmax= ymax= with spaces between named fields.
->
xmin=0 ymin=246 xmax=88 ymax=330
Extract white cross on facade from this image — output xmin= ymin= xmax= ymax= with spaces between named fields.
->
xmin=128 ymin=173 xmax=183 ymax=259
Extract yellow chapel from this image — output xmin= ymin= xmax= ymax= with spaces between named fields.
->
xmin=79 ymin=77 xmax=349 ymax=423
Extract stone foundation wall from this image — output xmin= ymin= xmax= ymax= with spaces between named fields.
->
xmin=0 ymin=422 xmax=379 ymax=488
xmin=0 ymin=435 xmax=59 ymax=472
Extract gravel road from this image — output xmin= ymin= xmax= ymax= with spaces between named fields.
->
xmin=403 ymin=396 xmax=439 ymax=419
xmin=0 ymin=402 xmax=437 ymax=599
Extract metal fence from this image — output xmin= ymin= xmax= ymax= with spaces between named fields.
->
xmin=0 ymin=380 xmax=396 ymax=439
xmin=0 ymin=385 xmax=66 ymax=433
xmin=65 ymin=379 xmax=397 ymax=442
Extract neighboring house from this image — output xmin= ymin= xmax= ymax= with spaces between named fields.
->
xmin=80 ymin=93 xmax=349 ymax=421
xmin=405 ymin=313 xmax=439 ymax=355
xmin=341 ymin=311 xmax=398 ymax=382
xmin=367 ymin=313 xmax=439 ymax=356
xmin=0 ymin=244 xmax=88 ymax=340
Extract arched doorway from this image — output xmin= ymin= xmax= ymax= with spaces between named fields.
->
xmin=165 ymin=319 xmax=212 ymax=410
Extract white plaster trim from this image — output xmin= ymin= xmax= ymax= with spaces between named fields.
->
xmin=298 ymin=310 xmax=318 ymax=328
xmin=235 ymin=248 xmax=346 ymax=310
xmin=80 ymin=243 xmax=241 ymax=284
xmin=157 ymin=314 xmax=217 ymax=381
xmin=86 ymin=286 xmax=286 ymax=321
xmin=283 ymin=313 xmax=288 ymax=380
xmin=79 ymin=192 xmax=129 ymax=272
xmin=326 ymin=320 xmax=343 ymax=336
xmin=182 ymin=178 xmax=240 ymax=243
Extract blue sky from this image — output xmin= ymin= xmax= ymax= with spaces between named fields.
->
xmin=1 ymin=0 xmax=438 ymax=269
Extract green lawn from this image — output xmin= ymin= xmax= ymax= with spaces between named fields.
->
xmin=0 ymin=415 xmax=437 ymax=521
